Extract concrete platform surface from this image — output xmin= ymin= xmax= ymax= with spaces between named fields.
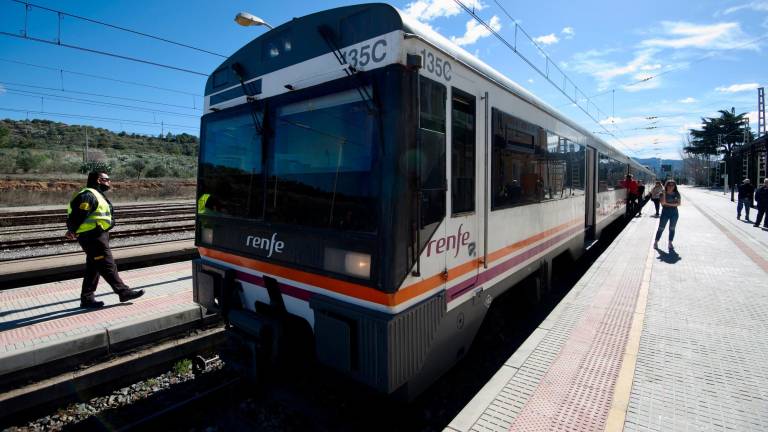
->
xmin=447 ymin=186 xmax=768 ymax=431
xmin=0 ymin=261 xmax=203 ymax=382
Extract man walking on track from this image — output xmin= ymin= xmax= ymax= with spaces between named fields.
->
xmin=754 ymin=179 xmax=768 ymax=228
xmin=65 ymin=171 xmax=144 ymax=308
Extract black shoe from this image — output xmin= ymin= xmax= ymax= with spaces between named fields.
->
xmin=81 ymin=300 xmax=105 ymax=309
xmin=118 ymin=289 xmax=145 ymax=302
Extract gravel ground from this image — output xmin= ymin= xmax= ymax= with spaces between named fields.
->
xmin=2 ymin=358 xmax=224 ymax=432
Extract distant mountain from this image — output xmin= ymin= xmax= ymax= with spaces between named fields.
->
xmin=0 ymin=118 xmax=198 ymax=178
xmin=0 ymin=118 xmax=198 ymax=156
xmin=633 ymin=157 xmax=683 ymax=174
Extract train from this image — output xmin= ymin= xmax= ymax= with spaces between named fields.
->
xmin=192 ymin=3 xmax=654 ymax=399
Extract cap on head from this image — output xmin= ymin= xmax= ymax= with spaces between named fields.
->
xmin=744 ymin=179 xmax=751 ymax=183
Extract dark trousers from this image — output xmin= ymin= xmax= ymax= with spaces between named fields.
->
xmin=755 ymin=205 xmax=768 ymax=227
xmin=652 ymin=198 xmax=660 ymax=215
xmin=655 ymin=207 xmax=679 ymax=242
xmin=77 ymin=230 xmax=129 ymax=301
xmin=737 ymin=198 xmax=752 ymax=219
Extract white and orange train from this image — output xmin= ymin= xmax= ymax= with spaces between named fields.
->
xmin=193 ymin=3 xmax=654 ymax=398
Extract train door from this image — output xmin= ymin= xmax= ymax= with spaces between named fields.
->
xmin=585 ymin=146 xmax=597 ymax=242
xmin=444 ymin=86 xmax=480 ymax=288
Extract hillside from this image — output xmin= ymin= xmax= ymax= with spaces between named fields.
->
xmin=0 ymin=118 xmax=199 ymax=179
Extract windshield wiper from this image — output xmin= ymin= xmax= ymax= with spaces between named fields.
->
xmin=317 ymin=25 xmax=377 ymax=114
xmin=231 ymin=62 xmax=266 ymax=135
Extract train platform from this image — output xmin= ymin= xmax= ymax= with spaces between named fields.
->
xmin=447 ymin=186 xmax=768 ymax=431
xmin=0 ymin=261 xmax=210 ymax=387
xmin=0 ymin=239 xmax=197 ymax=287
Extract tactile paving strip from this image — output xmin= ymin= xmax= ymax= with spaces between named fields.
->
xmin=467 ymin=217 xmax=653 ymax=432
xmin=508 ymin=220 xmax=649 ymax=431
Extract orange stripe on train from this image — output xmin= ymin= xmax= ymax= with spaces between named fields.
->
xmin=198 ymin=218 xmax=583 ymax=308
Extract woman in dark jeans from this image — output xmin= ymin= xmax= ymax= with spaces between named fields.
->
xmin=654 ymin=180 xmax=681 ymax=250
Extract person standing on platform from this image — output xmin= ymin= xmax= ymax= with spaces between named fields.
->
xmin=650 ymin=180 xmax=664 ymax=217
xmin=754 ymin=179 xmax=768 ymax=228
xmin=654 ymin=180 xmax=681 ymax=251
xmin=737 ymin=178 xmax=755 ymax=221
xmin=636 ymin=182 xmax=646 ymax=216
xmin=65 ymin=171 xmax=145 ymax=308
xmin=621 ymin=174 xmax=639 ymax=215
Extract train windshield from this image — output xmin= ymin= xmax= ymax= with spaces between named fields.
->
xmin=266 ymin=88 xmax=378 ymax=231
xmin=199 ymin=107 xmax=264 ymax=218
xmin=199 ymin=87 xmax=379 ymax=232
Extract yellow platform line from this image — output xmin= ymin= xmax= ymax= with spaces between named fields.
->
xmin=604 ymin=233 xmax=654 ymax=432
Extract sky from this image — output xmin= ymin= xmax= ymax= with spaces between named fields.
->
xmin=0 ymin=0 xmax=766 ymax=160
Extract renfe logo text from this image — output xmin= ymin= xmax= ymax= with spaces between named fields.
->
xmin=426 ymin=224 xmax=470 ymax=257
xmin=246 ymin=233 xmax=284 ymax=258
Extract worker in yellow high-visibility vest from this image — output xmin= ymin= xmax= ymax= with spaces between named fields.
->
xmin=65 ymin=171 xmax=144 ymax=308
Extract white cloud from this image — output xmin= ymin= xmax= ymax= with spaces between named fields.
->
xmin=745 ymin=110 xmax=763 ymax=132
xmin=403 ymin=0 xmax=485 ymax=22
xmin=715 ymin=82 xmax=760 ymax=93
xmin=0 ymin=84 xmax=5 ymax=95
xmin=527 ymin=78 xmax=535 ymax=83
xmin=679 ymin=97 xmax=698 ymax=103
xmin=641 ymin=21 xmax=759 ymax=50
xmin=451 ymin=15 xmax=501 ymax=46
xmin=569 ymin=48 xmax=662 ymax=91
xmin=720 ymin=1 xmax=768 ymax=15
xmin=534 ymin=33 xmax=559 ymax=45
xmin=618 ymin=133 xmax=681 ymax=158
xmin=640 ymin=63 xmax=662 ymax=71
xmin=561 ymin=27 xmax=575 ymax=39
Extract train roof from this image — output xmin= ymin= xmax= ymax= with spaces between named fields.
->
xmin=206 ymin=3 xmax=649 ymax=174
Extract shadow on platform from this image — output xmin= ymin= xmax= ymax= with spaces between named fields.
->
xmin=0 ymin=304 xmax=126 ymax=331
xmin=654 ymin=247 xmax=682 ymax=264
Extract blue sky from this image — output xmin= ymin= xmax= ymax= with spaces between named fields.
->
xmin=0 ymin=0 xmax=766 ymax=160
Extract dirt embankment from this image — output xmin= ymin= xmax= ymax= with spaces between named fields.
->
xmin=0 ymin=179 xmax=197 ymax=207
xmin=0 ymin=179 xmax=196 ymax=193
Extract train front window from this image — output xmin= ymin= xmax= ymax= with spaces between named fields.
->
xmin=267 ymin=88 xmax=378 ymax=232
xmin=199 ymin=107 xmax=264 ymax=218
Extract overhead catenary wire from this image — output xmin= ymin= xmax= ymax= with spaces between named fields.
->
xmin=5 ymin=88 xmax=201 ymax=118
xmin=0 ymin=107 xmax=199 ymax=131
xmin=0 ymin=31 xmax=209 ymax=76
xmin=0 ymin=58 xmax=203 ymax=97
xmin=455 ymin=0 xmax=641 ymax=159
xmin=9 ymin=0 xmax=227 ymax=58
xmin=0 ymin=81 xmax=202 ymax=111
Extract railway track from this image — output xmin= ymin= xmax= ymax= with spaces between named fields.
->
xmin=0 ymin=202 xmax=196 ymax=252
xmin=0 ymin=225 xmax=195 ymax=250
xmin=0 ymin=204 xmax=195 ymax=227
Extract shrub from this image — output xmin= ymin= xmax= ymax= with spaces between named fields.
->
xmin=146 ymin=164 xmax=168 ymax=178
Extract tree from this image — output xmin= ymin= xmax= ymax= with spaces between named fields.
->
xmin=129 ymin=159 xmax=146 ymax=180
xmin=685 ymin=108 xmax=753 ymax=199
xmin=0 ymin=125 xmax=8 ymax=147
xmin=80 ymin=160 xmax=112 ymax=174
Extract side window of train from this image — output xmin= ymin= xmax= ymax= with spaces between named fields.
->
xmin=597 ymin=154 xmax=626 ymax=192
xmin=489 ymin=110 xmax=587 ymax=209
xmin=544 ymin=133 xmax=586 ymax=199
xmin=451 ymin=88 xmax=475 ymax=215
xmin=419 ymin=77 xmax=447 ymax=230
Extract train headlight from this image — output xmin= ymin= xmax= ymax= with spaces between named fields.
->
xmin=323 ymin=248 xmax=371 ymax=279
xmin=201 ymin=227 xmax=213 ymax=244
